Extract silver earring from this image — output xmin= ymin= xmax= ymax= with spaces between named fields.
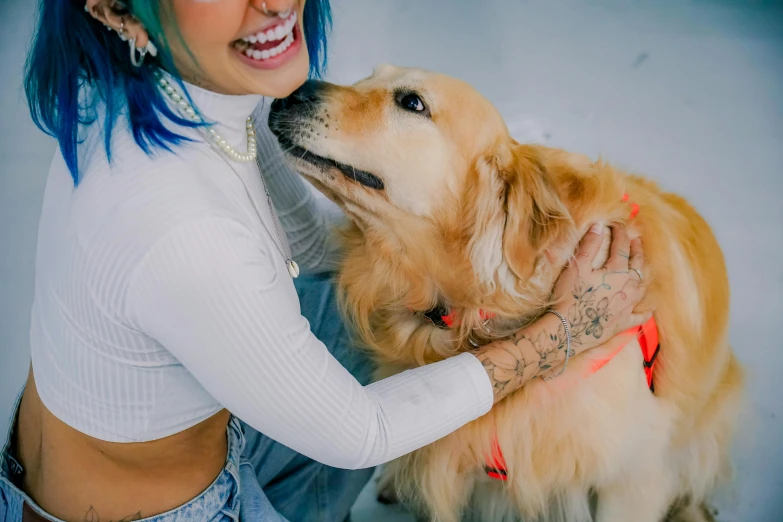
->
xmin=129 ymin=38 xmax=158 ymax=67
xmin=129 ymin=38 xmax=146 ymax=67
xmin=145 ymin=40 xmax=158 ymax=57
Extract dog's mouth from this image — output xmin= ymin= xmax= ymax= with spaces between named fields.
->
xmin=275 ymin=135 xmax=384 ymax=191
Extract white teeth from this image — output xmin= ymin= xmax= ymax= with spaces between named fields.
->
xmin=242 ymin=11 xmax=297 ymax=42
xmin=239 ymin=11 xmax=297 ymax=61
xmin=243 ymin=34 xmax=293 ymax=61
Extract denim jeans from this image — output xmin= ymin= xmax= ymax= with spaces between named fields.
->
xmin=0 ymin=273 xmax=375 ymax=522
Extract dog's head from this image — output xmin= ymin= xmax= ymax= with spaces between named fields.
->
xmin=270 ymin=65 xmax=583 ymax=358
xmin=272 ymin=65 xmax=574 ymax=282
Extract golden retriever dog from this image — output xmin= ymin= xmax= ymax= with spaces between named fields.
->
xmin=268 ymin=65 xmax=744 ymax=522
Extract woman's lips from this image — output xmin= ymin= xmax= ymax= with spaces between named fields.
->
xmin=231 ymin=11 xmax=301 ymax=69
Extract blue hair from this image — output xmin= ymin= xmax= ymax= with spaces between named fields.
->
xmin=24 ymin=0 xmax=332 ymax=185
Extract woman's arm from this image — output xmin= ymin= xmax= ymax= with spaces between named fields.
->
xmin=125 ymin=217 xmax=493 ymax=470
xmin=254 ymin=102 xmax=345 ymax=273
xmin=476 ymin=223 xmax=648 ymax=403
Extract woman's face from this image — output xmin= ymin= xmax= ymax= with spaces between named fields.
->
xmin=168 ymin=0 xmax=310 ymax=97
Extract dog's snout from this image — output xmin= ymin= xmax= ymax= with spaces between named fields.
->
xmin=271 ymin=80 xmax=326 ymax=112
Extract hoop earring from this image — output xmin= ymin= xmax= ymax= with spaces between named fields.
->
xmin=129 ymin=38 xmax=147 ymax=67
xmin=129 ymin=38 xmax=158 ymax=68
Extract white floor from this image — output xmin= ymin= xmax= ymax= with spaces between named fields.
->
xmin=1 ymin=1 xmax=782 ymax=521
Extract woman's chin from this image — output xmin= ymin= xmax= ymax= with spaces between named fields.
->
xmin=229 ymin=49 xmax=310 ymax=99
xmin=256 ymin=61 xmax=310 ymax=99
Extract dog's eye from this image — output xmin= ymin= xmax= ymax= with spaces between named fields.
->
xmin=396 ymin=92 xmax=430 ymax=117
xmin=400 ymin=94 xmax=425 ymax=112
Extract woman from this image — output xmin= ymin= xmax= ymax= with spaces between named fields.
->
xmin=0 ymin=1 xmax=649 ymax=521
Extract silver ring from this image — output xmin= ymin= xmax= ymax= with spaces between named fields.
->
xmin=260 ymin=1 xmax=270 ymax=15
xmin=631 ymin=268 xmax=643 ymax=282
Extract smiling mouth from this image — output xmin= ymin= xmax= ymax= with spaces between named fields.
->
xmin=277 ymin=136 xmax=385 ymax=191
xmin=231 ymin=11 xmax=297 ymax=62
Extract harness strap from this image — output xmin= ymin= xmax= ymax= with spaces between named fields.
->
xmin=638 ymin=315 xmax=660 ymax=392
xmin=484 ymin=437 xmax=509 ymax=481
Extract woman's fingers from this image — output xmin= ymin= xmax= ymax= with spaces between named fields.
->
xmin=628 ymin=238 xmax=645 ymax=281
xmin=605 ymin=225 xmax=631 ymax=271
xmin=573 ymin=223 xmax=605 ymax=270
xmin=550 ymin=224 xmax=604 ymax=310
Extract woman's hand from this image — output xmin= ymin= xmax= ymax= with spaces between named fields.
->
xmin=475 ymin=223 xmax=649 ymax=403
xmin=551 ymin=223 xmax=650 ymax=356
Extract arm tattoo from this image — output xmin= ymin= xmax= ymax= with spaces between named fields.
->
xmin=84 ymin=507 xmax=142 ymax=522
xmin=477 ymin=323 xmax=565 ymax=402
xmin=477 ymin=271 xmax=633 ymax=402
xmin=566 ymin=272 xmax=629 ymax=341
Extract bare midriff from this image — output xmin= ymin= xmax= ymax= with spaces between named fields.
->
xmin=15 ymin=367 xmax=231 ymax=522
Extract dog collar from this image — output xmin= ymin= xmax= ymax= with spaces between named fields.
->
xmin=419 ymin=303 xmax=457 ymax=329
xmin=416 ymin=305 xmax=495 ymax=331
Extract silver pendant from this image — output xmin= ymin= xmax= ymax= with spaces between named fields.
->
xmin=286 ymin=259 xmax=300 ymax=278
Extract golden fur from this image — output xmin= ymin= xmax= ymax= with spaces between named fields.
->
xmin=274 ymin=65 xmax=743 ymax=522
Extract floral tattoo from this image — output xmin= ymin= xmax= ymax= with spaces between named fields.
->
xmin=477 ymin=270 xmax=634 ymax=401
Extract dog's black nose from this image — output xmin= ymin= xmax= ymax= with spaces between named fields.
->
xmin=271 ymin=80 xmax=326 ymax=112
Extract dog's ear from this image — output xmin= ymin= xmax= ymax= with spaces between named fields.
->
xmin=501 ymin=143 xmax=570 ymax=279
xmin=466 ymin=142 xmax=570 ymax=288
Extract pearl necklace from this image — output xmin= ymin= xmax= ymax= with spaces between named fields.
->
xmin=155 ymin=72 xmax=300 ymax=278
xmin=156 ymin=73 xmax=258 ymax=162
